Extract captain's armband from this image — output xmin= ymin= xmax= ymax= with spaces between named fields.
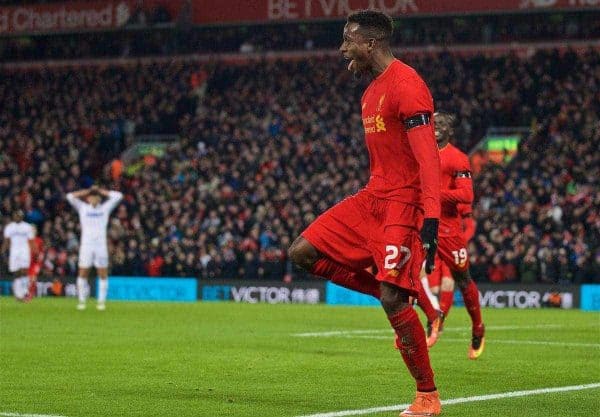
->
xmin=403 ymin=113 xmax=431 ymax=131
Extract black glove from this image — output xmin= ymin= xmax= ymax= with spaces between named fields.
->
xmin=420 ymin=218 xmax=439 ymax=274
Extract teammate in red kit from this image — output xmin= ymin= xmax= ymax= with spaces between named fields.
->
xmin=429 ymin=111 xmax=485 ymax=359
xmin=288 ymin=10 xmax=442 ymax=416
xmin=436 ymin=203 xmax=477 ymax=320
xmin=26 ymin=226 xmax=44 ymax=301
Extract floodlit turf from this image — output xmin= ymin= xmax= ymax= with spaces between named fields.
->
xmin=0 ymin=297 xmax=599 ymax=417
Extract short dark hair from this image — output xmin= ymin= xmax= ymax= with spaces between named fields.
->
xmin=347 ymin=10 xmax=393 ymax=42
xmin=434 ymin=110 xmax=458 ymax=128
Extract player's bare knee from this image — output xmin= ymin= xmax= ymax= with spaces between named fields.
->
xmin=380 ymin=282 xmax=411 ymax=316
xmin=288 ymin=237 xmax=319 ymax=271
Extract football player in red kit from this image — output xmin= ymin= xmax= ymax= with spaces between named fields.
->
xmin=26 ymin=227 xmax=44 ymax=301
xmin=289 ymin=10 xmax=442 ymax=416
xmin=429 ymin=111 xmax=485 ymax=360
xmin=435 ymin=203 xmax=477 ymax=320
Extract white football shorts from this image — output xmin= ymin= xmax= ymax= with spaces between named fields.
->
xmin=78 ymin=244 xmax=109 ymax=269
xmin=9 ymin=252 xmax=30 ymax=273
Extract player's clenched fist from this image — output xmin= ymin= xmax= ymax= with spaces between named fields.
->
xmin=420 ymin=218 xmax=439 ymax=274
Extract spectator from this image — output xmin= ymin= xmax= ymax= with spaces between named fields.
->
xmin=518 ymin=247 xmax=540 ymax=284
xmin=0 ymin=48 xmax=597 ymax=284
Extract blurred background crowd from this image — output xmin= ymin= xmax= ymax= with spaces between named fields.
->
xmin=1 ymin=4 xmax=599 ymax=285
xmin=2 ymin=11 xmax=600 ymax=61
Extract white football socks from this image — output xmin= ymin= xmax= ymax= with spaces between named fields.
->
xmin=98 ymin=278 xmax=108 ymax=304
xmin=76 ymin=277 xmax=88 ymax=304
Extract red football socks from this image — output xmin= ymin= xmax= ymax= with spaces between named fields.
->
xmin=416 ymin=283 xmax=439 ymax=322
xmin=388 ymin=306 xmax=436 ymax=392
xmin=311 ymin=258 xmax=381 ymax=299
xmin=439 ymin=289 xmax=454 ymax=317
xmin=460 ymin=279 xmax=483 ymax=328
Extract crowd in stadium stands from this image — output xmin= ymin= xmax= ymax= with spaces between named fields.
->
xmin=470 ymin=77 xmax=600 ymax=284
xmin=2 ymin=11 xmax=599 ymax=61
xmin=1 ymin=48 xmax=599 ymax=284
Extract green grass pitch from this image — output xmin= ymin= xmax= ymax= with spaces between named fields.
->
xmin=1 ymin=297 xmax=599 ymax=417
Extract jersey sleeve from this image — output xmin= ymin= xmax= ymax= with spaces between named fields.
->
xmin=27 ymin=224 xmax=35 ymax=239
xmin=66 ymin=193 xmax=84 ymax=212
xmin=394 ymin=76 xmax=441 ymax=219
xmin=394 ymin=76 xmax=435 ymax=121
xmin=103 ymin=191 xmax=123 ymax=213
xmin=441 ymin=152 xmax=473 ymax=205
xmin=3 ymin=224 xmax=11 ymax=239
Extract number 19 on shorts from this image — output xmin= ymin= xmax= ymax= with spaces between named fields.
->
xmin=451 ymin=248 xmax=468 ymax=267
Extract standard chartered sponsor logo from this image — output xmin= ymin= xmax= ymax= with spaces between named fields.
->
xmin=0 ymin=4 xmax=118 ymax=34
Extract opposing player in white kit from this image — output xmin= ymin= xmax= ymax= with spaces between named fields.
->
xmin=66 ymin=186 xmax=123 ymax=311
xmin=2 ymin=210 xmax=35 ymax=301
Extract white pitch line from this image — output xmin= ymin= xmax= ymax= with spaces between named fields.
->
xmin=0 ymin=413 xmax=68 ymax=417
xmin=442 ymin=338 xmax=600 ymax=348
xmin=292 ymin=324 xmax=565 ymax=337
xmin=294 ymin=329 xmax=391 ymax=337
xmin=296 ymin=382 xmax=600 ymax=417
xmin=330 ymin=335 xmax=600 ymax=348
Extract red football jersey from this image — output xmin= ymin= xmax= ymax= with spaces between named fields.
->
xmin=457 ymin=203 xmax=472 ymax=217
xmin=361 ymin=59 xmax=440 ymax=219
xmin=439 ymin=143 xmax=473 ymax=237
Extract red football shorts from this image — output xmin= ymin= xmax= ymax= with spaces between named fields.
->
xmin=427 ymin=255 xmax=452 ymax=288
xmin=437 ymin=234 xmax=469 ymax=272
xmin=301 ymin=190 xmax=425 ymax=296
